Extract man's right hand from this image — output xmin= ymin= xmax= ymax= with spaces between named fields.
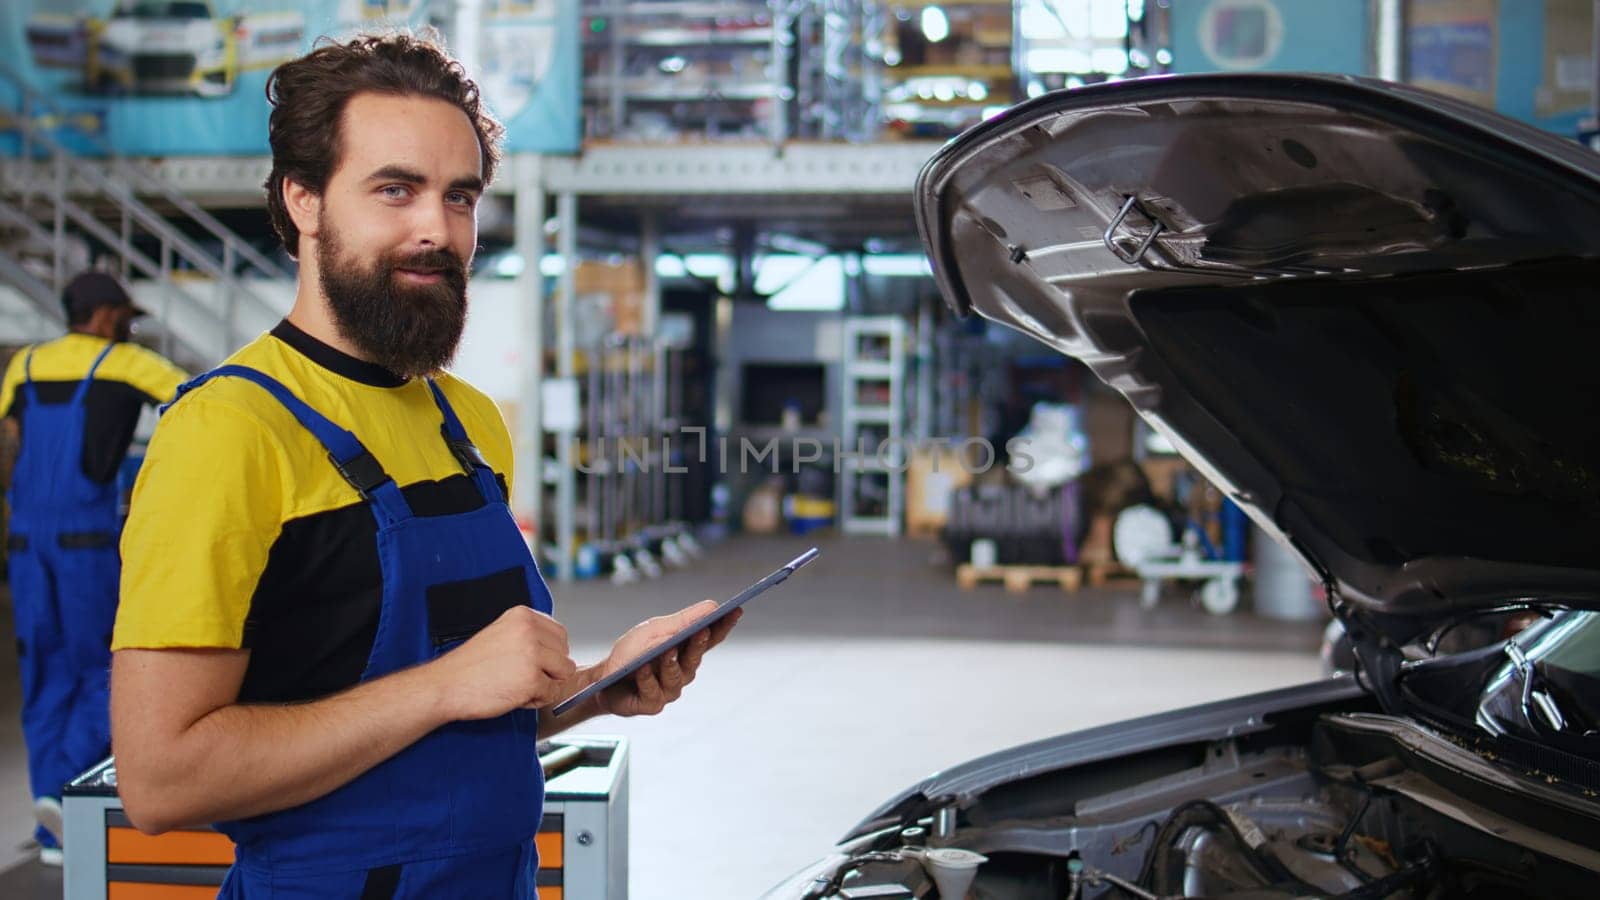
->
xmin=430 ymin=606 xmax=577 ymax=720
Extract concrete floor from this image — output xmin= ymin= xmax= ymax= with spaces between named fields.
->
xmin=0 ymin=533 xmax=1326 ymax=898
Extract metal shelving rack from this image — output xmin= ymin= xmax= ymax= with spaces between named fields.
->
xmin=582 ymin=0 xmax=797 ymax=142
xmin=934 ymin=321 xmax=1005 ymax=440
xmin=796 ymin=0 xmax=887 ymax=141
xmin=560 ymin=332 xmax=700 ymax=582
xmin=581 ymin=0 xmax=892 ymax=143
xmin=839 ymin=315 xmax=907 ymax=535
xmin=879 ymin=0 xmax=1017 ymax=138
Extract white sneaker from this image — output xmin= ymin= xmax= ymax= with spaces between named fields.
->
xmin=38 ymin=847 xmax=62 ymax=867
xmin=33 ymin=796 xmax=64 ymax=846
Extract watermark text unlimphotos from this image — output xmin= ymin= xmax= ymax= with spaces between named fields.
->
xmin=574 ymin=428 xmax=1037 ymax=475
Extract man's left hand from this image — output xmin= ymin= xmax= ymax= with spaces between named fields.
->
xmin=595 ymin=601 xmax=741 ymax=717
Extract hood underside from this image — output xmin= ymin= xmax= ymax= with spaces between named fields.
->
xmin=916 ymin=74 xmax=1600 ymax=641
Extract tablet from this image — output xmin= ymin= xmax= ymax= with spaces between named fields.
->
xmin=550 ymin=547 xmax=819 ymax=717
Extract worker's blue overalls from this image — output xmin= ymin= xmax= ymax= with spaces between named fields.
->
xmin=6 ymin=343 xmax=122 ymax=849
xmin=168 ymin=367 xmax=553 ymax=898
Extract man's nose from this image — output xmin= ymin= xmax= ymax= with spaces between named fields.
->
xmin=411 ymin=198 xmax=451 ymax=248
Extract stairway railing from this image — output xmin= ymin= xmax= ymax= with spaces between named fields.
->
xmin=0 ymin=62 xmax=291 ymax=364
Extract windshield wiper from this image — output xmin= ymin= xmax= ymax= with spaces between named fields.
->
xmin=1504 ymin=641 xmax=1569 ymax=733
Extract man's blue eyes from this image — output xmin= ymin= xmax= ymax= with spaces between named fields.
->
xmin=379 ymin=186 xmax=475 ymax=206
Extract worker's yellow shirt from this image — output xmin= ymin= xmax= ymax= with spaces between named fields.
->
xmin=1 ymin=333 xmax=187 ymax=483
xmin=113 ymin=320 xmax=514 ymax=703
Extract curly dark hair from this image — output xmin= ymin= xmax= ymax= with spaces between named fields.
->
xmin=262 ymin=31 xmax=505 ymax=258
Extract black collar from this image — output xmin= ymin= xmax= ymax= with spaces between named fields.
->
xmin=270 ymin=320 xmax=407 ymax=388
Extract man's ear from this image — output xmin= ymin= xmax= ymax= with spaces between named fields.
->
xmin=282 ymin=177 xmax=322 ymax=242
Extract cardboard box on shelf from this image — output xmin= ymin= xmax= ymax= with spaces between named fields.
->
xmin=1138 ymin=456 xmax=1190 ymax=503
xmin=1078 ymin=513 xmax=1115 ymax=566
xmin=574 ymin=259 xmax=646 ymax=336
xmin=1083 ymin=386 xmax=1135 ymax=465
xmin=971 ymin=7 xmax=1012 ymax=46
xmin=742 ymin=478 xmax=785 ymax=534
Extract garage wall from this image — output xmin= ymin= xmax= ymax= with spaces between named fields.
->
xmin=725 ymin=303 xmax=843 ymax=437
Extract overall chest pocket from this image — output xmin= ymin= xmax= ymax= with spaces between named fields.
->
xmin=426 ymin=566 xmax=533 ymax=648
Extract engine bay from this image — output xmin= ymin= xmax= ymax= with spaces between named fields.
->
xmin=801 ymin=713 xmax=1600 ymax=899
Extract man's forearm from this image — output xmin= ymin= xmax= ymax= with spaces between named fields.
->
xmin=117 ymin=661 xmax=453 ymax=833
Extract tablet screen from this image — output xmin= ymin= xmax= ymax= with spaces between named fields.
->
xmin=550 ymin=547 xmax=819 ymax=717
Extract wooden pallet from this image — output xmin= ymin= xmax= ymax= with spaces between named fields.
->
xmin=956 ymin=563 xmax=1083 ymax=594
xmin=1080 ymin=560 xmax=1138 ymax=587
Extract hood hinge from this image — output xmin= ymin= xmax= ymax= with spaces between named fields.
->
xmin=1333 ymin=580 xmax=1408 ymax=715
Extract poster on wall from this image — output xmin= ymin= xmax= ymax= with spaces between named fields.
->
xmin=1168 ymin=0 xmax=1368 ymax=76
xmin=1405 ymin=0 xmax=1498 ymax=109
xmin=1 ymin=0 xmax=578 ymax=157
xmin=1536 ymin=0 xmax=1592 ymax=119
xmin=471 ymin=0 xmax=578 ymax=154
xmin=1197 ymin=0 xmax=1285 ymax=71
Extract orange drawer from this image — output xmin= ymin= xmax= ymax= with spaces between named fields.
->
xmin=110 ymin=884 xmax=221 ymax=900
xmin=107 ymin=826 xmax=236 ymax=866
xmin=536 ymin=829 xmax=563 ymax=868
xmin=538 ymin=889 xmax=562 ymax=900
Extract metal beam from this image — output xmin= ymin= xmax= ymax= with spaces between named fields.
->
xmin=1374 ymin=0 xmax=1404 ymax=82
xmin=640 ymin=212 xmax=664 ymax=529
xmin=555 ymin=191 xmax=579 ymax=583
xmin=512 ymin=154 xmax=547 ymax=540
xmin=531 ymin=143 xmax=940 ymax=195
xmin=23 ymin=143 xmax=944 ymax=209
xmin=640 ymin=211 xmax=661 ymax=335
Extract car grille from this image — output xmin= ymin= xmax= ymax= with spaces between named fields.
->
xmin=30 ymin=33 xmax=73 ymax=50
xmin=133 ymin=54 xmax=195 ymax=80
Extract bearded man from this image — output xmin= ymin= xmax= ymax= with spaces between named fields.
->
xmin=108 ymin=33 xmax=737 ymax=898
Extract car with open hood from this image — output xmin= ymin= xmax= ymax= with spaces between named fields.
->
xmin=763 ymin=73 xmax=1600 ymax=899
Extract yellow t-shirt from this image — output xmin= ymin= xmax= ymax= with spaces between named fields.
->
xmin=113 ymin=321 xmax=514 ymax=703
xmin=1 ymin=333 xmax=187 ymax=483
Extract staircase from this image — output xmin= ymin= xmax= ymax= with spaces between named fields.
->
xmin=0 ymin=63 xmax=292 ymax=370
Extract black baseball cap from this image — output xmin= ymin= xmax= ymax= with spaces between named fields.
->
xmin=62 ymin=271 xmax=148 ymax=321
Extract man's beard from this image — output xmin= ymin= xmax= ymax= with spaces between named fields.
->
xmin=317 ymin=226 xmax=469 ymax=379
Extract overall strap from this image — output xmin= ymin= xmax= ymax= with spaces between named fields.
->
xmin=426 ymin=378 xmax=503 ymax=502
xmin=167 ymin=366 xmax=413 ymax=525
xmin=20 ymin=346 xmax=38 ymax=405
xmin=69 ymin=341 xmax=118 ymax=407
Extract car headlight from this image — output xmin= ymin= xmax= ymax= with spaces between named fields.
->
xmin=196 ymin=36 xmax=227 ymax=65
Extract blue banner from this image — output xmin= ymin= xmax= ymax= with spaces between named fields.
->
xmin=1 ymin=0 xmax=577 ymax=156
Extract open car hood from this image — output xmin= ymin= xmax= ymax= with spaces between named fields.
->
xmin=916 ymin=74 xmax=1600 ymax=647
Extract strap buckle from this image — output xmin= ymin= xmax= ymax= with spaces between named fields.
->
xmin=328 ymin=450 xmax=391 ymax=498
xmin=442 ymin=425 xmax=489 ymax=475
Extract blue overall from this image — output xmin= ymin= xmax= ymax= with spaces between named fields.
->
xmin=6 ymin=343 xmax=121 ymax=848
xmin=165 ymin=366 xmax=553 ymax=899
